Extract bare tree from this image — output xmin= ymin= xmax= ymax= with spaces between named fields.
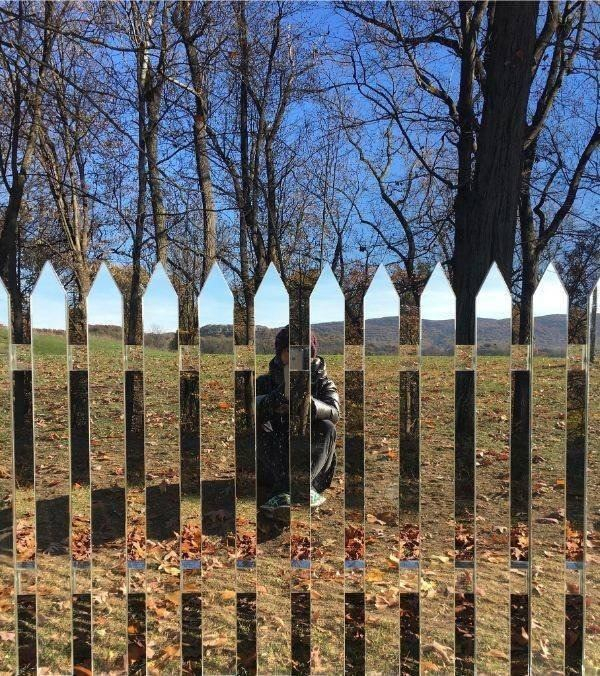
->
xmin=0 ymin=1 xmax=63 ymax=340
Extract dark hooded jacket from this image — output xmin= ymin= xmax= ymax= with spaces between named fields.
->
xmin=256 ymin=354 xmax=340 ymax=428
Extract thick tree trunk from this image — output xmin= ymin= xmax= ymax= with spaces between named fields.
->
xmin=0 ymin=183 xmax=26 ymax=342
xmin=454 ymin=1 xmax=539 ymax=343
xmin=518 ymin=151 xmax=538 ymax=345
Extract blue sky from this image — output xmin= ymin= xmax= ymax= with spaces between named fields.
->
xmin=254 ymin=263 xmax=289 ymax=329
xmin=142 ymin=263 xmax=178 ymax=333
xmin=87 ymin=263 xmax=123 ymax=327
xmin=310 ymin=264 xmax=345 ymax=324
xmin=475 ymin=263 xmax=512 ymax=320
xmin=364 ymin=264 xmax=398 ymax=320
xmin=533 ymin=262 xmax=568 ymax=317
xmin=420 ymin=263 xmax=455 ymax=321
xmin=0 ymin=278 xmax=8 ymax=330
xmin=30 ymin=262 xmax=67 ymax=331
xmin=199 ymin=263 xmax=233 ymax=328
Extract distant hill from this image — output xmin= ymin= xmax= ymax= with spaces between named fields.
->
xmin=65 ymin=313 xmax=571 ymax=356
xmin=254 ymin=314 xmax=568 ymax=356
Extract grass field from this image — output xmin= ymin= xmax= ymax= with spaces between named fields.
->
xmin=0 ymin=331 xmax=587 ymax=674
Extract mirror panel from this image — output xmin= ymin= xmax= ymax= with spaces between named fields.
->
xmin=179 ymin=291 xmax=201 ymax=672
xmin=475 ymin=263 xmax=512 ymax=670
xmin=419 ymin=263 xmax=455 ymax=670
xmin=309 ymin=264 xmax=345 ymax=672
xmin=585 ymin=281 xmax=600 ymax=670
xmin=530 ymin=263 xmax=568 ymax=671
xmin=254 ymin=263 xmax=291 ymax=672
xmin=199 ymin=263 xmax=236 ymax=672
xmin=31 ymin=262 xmax=72 ymax=672
xmin=0 ymin=280 xmax=15 ymax=672
xmin=142 ymin=264 xmax=180 ymax=673
xmin=287 ymin=268 xmax=315 ymax=670
xmin=87 ymin=264 xmax=127 ymax=671
xmin=363 ymin=265 xmax=400 ymax=672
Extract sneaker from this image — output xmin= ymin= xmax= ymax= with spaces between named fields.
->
xmin=310 ymin=487 xmax=326 ymax=508
xmin=260 ymin=492 xmax=291 ymax=515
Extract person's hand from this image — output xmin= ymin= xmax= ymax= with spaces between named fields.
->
xmin=268 ymin=384 xmax=288 ymax=413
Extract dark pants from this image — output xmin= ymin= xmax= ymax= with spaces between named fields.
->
xmin=257 ymin=419 xmax=337 ymax=498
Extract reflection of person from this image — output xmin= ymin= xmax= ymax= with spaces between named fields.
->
xmin=256 ymin=326 xmax=340 ymax=513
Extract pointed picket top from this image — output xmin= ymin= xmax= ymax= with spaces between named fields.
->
xmin=532 ymin=262 xmax=567 ymax=357
xmin=533 ymin=262 xmax=568 ymax=318
xmin=31 ymin=261 xmax=67 ymax=331
xmin=143 ymin=262 xmax=178 ymax=334
xmin=311 ymin=263 xmax=344 ymax=324
xmin=255 ymin=261 xmax=289 ymax=329
xmin=476 ymin=263 xmax=512 ymax=320
xmin=364 ymin=263 xmax=399 ymax=320
xmin=199 ymin=261 xmax=234 ymax=328
xmin=0 ymin=275 xmax=8 ymax=323
xmin=0 ymin=276 xmax=9 ymax=348
xmin=589 ymin=278 xmax=600 ymax=356
xmin=421 ymin=262 xmax=455 ymax=321
xmin=87 ymin=263 xmax=123 ymax=328
xmin=589 ymin=275 xmax=600 ymax=315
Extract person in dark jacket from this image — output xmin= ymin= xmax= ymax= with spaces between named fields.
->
xmin=256 ymin=326 xmax=339 ymax=512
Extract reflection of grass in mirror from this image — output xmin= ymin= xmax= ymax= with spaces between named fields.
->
xmin=32 ymin=331 xmax=68 ymax=355
xmin=0 ymin=326 xmax=9 ymax=351
xmin=11 ymin=348 xmax=577 ymax=672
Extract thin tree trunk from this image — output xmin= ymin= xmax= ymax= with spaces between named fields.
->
xmin=174 ymin=1 xmax=218 ymax=283
xmin=145 ymin=8 xmax=168 ymax=265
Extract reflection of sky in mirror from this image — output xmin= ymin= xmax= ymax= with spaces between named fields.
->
xmin=31 ymin=262 xmax=67 ymax=331
xmin=476 ymin=263 xmax=512 ymax=320
xmin=143 ymin=264 xmax=178 ymax=333
xmin=87 ymin=264 xmax=123 ymax=327
xmin=421 ymin=263 xmax=455 ymax=320
xmin=533 ymin=263 xmax=568 ymax=317
xmin=199 ymin=263 xmax=233 ymax=327
xmin=364 ymin=264 xmax=398 ymax=320
xmin=311 ymin=264 xmax=344 ymax=324
xmin=0 ymin=278 xmax=8 ymax=328
xmin=255 ymin=263 xmax=288 ymax=328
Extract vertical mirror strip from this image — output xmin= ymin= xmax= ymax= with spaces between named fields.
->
xmin=0 ymin=281 xmax=14 ymax=672
xmin=310 ymin=265 xmax=345 ymax=673
xmin=343 ymin=274 xmax=366 ymax=674
xmin=475 ymin=264 xmax=512 ymax=670
xmin=69 ymin=301 xmax=92 ymax=673
xmin=585 ymin=283 xmax=600 ymax=669
xmin=87 ymin=264 xmax=127 ymax=672
xmin=254 ymin=263 xmax=291 ymax=672
xmin=199 ymin=264 xmax=236 ymax=672
xmin=125 ymin=355 xmax=146 ymax=672
xmin=13 ymin=318 xmax=35 ymax=672
xmin=288 ymin=269 xmax=315 ymax=673
xmin=364 ymin=265 xmax=400 ymax=672
xmin=530 ymin=263 xmax=568 ymax=672
xmin=142 ymin=264 xmax=180 ymax=673
xmin=398 ymin=286 xmax=420 ymax=674
xmin=235 ymin=347 xmax=257 ymax=672
xmin=419 ymin=263 xmax=455 ymax=671
xmin=179 ymin=286 xmax=202 ymax=672
xmin=31 ymin=263 xmax=72 ymax=672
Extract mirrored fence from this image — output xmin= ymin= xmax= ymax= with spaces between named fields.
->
xmin=0 ymin=259 xmax=595 ymax=674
